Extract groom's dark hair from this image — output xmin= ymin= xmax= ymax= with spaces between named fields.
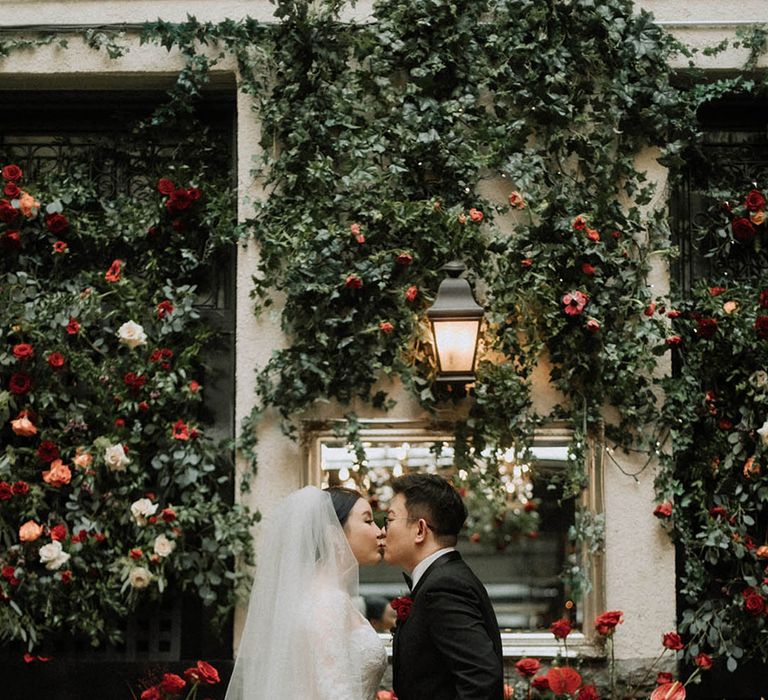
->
xmin=391 ymin=473 xmax=466 ymax=546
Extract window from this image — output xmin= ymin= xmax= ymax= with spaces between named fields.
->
xmin=304 ymin=420 xmax=604 ymax=656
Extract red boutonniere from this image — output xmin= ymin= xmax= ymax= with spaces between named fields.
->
xmin=391 ymin=595 xmax=413 ymax=622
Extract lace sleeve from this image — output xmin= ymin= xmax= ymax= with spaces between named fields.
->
xmin=307 ymin=586 xmax=364 ymax=700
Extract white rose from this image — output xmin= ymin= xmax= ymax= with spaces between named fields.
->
xmin=153 ymin=534 xmax=176 ymax=558
xmin=129 ymin=566 xmax=153 ymax=589
xmin=758 ymin=418 xmax=768 ymax=445
xmin=104 ymin=443 xmax=130 ymax=472
xmin=117 ymin=320 xmax=147 ymax=349
xmin=39 ymin=541 xmax=71 ymax=571
xmin=131 ymin=498 xmax=158 ymax=526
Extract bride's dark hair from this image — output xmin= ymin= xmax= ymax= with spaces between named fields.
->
xmin=325 ymin=486 xmax=362 ymax=527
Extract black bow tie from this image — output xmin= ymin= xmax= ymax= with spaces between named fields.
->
xmin=402 ymin=572 xmax=413 ymax=591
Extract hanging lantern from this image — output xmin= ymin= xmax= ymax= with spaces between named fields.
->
xmin=426 ymin=261 xmax=484 ymax=383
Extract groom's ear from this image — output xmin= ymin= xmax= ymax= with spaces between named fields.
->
xmin=414 ymin=518 xmax=430 ymax=543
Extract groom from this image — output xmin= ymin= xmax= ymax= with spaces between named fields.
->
xmin=383 ymin=473 xmax=504 ymax=700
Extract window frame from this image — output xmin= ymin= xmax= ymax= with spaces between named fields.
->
xmin=302 ymin=418 xmax=605 ymax=658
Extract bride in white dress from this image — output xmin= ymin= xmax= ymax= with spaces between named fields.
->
xmin=225 ymin=486 xmax=388 ymax=699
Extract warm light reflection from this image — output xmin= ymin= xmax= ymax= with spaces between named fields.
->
xmin=431 ymin=319 xmax=480 ymax=373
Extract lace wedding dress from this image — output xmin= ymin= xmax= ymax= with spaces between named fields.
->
xmin=312 ymin=586 xmax=388 ymax=699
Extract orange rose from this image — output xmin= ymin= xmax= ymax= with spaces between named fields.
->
xmin=19 ymin=520 xmax=44 ymax=542
xmin=42 ymin=459 xmax=72 ymax=487
xmin=10 ymin=411 xmax=36 ymax=436
xmin=18 ymin=191 xmax=40 ymax=219
xmin=743 ymin=457 xmax=761 ymax=480
xmin=756 ymin=545 xmax=768 ymax=559
xmin=750 ymin=210 xmax=766 ymax=225
xmin=723 ymin=300 xmax=739 ymax=314
xmin=73 ymin=449 xmax=93 ymax=469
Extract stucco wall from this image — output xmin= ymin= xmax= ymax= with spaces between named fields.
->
xmin=1 ymin=0 xmax=767 ymax=667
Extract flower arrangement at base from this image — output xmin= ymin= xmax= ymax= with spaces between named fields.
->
xmin=137 ymin=660 xmax=221 ymax=700
xmin=504 ymin=610 xmax=712 ymax=699
xmin=0 ymin=164 xmax=255 ymax=652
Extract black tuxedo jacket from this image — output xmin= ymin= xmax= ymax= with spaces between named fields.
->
xmin=392 ymin=551 xmax=504 ymax=700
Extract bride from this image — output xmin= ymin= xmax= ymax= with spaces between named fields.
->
xmin=225 ymin=485 xmax=388 ymax=699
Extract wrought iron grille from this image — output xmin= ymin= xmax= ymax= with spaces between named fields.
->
xmin=671 ymin=98 xmax=768 ymax=293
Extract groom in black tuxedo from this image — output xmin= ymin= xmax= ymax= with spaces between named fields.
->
xmin=383 ymin=473 xmax=504 ymax=700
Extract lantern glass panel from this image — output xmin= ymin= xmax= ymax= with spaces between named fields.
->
xmin=432 ymin=319 xmax=480 ymax=373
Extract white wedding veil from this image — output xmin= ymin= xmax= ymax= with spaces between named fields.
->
xmin=225 ymin=485 xmax=363 ymax=700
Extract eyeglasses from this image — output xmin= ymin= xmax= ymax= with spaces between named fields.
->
xmin=384 ymin=516 xmax=434 ymax=531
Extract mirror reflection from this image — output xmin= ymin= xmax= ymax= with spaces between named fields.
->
xmin=319 ymin=434 xmax=580 ymax=633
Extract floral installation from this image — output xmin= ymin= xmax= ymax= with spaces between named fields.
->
xmin=136 ymin=659 xmax=220 ymax=700
xmin=655 ymin=183 xmax=768 ymax=670
xmin=505 ymin=610 xmax=711 ymax=699
xmin=0 ymin=164 xmax=255 ymax=652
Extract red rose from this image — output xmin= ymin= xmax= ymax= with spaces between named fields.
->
xmin=48 ymin=352 xmax=66 ymax=369
xmin=157 ymin=178 xmax=175 ymax=195
xmin=3 ymin=182 xmax=20 ymax=198
xmin=379 ymin=321 xmax=394 ymax=333
xmin=1 ymin=230 xmax=21 ymax=248
xmin=514 ymin=657 xmax=541 ymax=678
xmin=744 ymin=593 xmax=765 ymax=615
xmin=188 ymin=187 xmax=202 ymax=201
xmin=665 ymin=335 xmax=682 ymax=346
xmin=391 ymin=595 xmax=413 ymax=621
xmin=581 ymin=262 xmax=596 ymax=276
xmin=695 ymin=652 xmax=713 ymax=670
xmin=656 ymin=672 xmax=674 ymax=685
xmin=662 ymin=631 xmax=684 ymax=650
xmin=166 ymin=188 xmax=192 ymax=213
xmin=469 ymin=208 xmax=483 ymax=222
xmin=173 ymin=420 xmax=190 ymax=441
xmin=2 ymin=164 xmax=22 ymax=181
xmin=140 ymin=687 xmax=162 ymax=700
xmin=562 ymin=290 xmax=589 ymax=316
xmin=53 ymin=241 xmax=68 ymax=254
xmin=405 ymin=285 xmax=418 ymax=302
xmin=129 ymin=548 xmax=143 ymax=560
xmin=760 ymin=289 xmax=768 ymax=308
xmin=0 ymin=482 xmax=12 ymax=500
xmin=67 ymin=317 xmax=81 ymax=335
xmin=157 ymin=300 xmax=174 ymax=318
xmin=395 ymin=252 xmax=413 ymax=265
xmin=196 ymin=660 xmax=220 ymax=685
xmin=9 ymin=372 xmax=32 ymax=395
xmin=59 ymin=570 xmax=72 ymax=584
xmin=45 ymin=212 xmax=69 ymax=234
xmin=549 ymin=618 xmax=572 ymax=640
xmin=162 ymin=507 xmax=177 ymax=522
xmin=344 ymin=274 xmax=363 ymax=290
xmin=577 ymin=685 xmax=600 ymax=700
xmin=654 ymin=502 xmax=673 ymax=518
xmin=12 ymin=343 xmax=34 ymax=360
xmin=37 ymin=440 xmax=60 ymax=463
xmin=531 ymin=676 xmax=550 ymax=691
xmin=696 ymin=318 xmax=717 ymax=339
xmin=12 ymin=481 xmax=29 ymax=496
xmin=105 ymin=259 xmax=122 ymax=283
xmin=745 ymin=189 xmax=766 ymax=212
xmin=50 ymin=524 xmax=68 ymax=541
xmin=755 ymin=316 xmax=768 ymax=339
xmin=586 ymin=318 xmax=601 ymax=333
xmin=709 ymin=286 xmax=726 ymax=296
xmin=547 ymin=667 xmax=582 ymax=695
xmin=0 ymin=200 xmax=18 ymax=224
xmin=159 ymin=673 xmax=186 ymax=695
xmin=732 ymin=217 xmax=756 ymax=242
xmin=594 ymin=610 xmax=623 ymax=636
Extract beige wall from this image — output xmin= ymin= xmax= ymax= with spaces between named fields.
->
xmin=2 ymin=0 xmax=767 ymax=664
